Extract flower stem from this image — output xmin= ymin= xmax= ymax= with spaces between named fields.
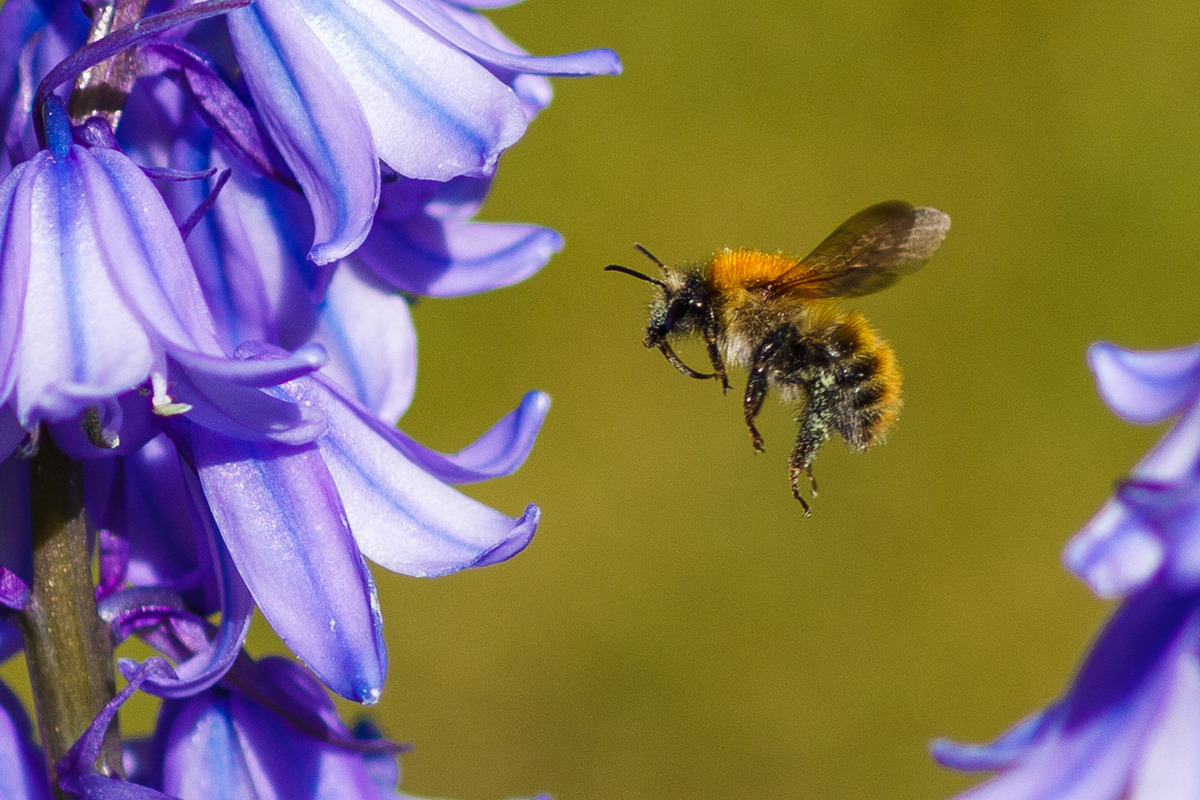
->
xmin=17 ymin=435 xmax=121 ymax=797
xmin=67 ymin=0 xmax=153 ymax=130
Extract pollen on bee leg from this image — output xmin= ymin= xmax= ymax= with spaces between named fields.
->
xmin=149 ymin=372 xmax=193 ymax=416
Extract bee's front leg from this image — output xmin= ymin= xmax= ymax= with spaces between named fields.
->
xmin=702 ymin=305 xmax=731 ymax=393
xmin=656 ymin=341 xmax=716 ymax=381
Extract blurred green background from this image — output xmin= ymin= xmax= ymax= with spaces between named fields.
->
xmin=379 ymin=3 xmax=1200 ymax=799
xmin=381 ymin=2 xmax=1200 ymax=799
xmin=9 ymin=1 xmax=1200 ymax=799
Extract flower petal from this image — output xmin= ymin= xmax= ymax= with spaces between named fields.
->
xmin=938 ymin=585 xmax=1200 ymax=800
xmin=226 ymin=0 xmax=379 ymax=264
xmin=200 ymin=164 xmax=317 ymax=352
xmin=312 ymin=263 xmax=416 ymax=422
xmin=160 ymin=659 xmax=399 ymax=799
xmin=1134 ymin=401 xmax=1200 ymax=484
xmin=0 ymin=619 xmax=19 ymax=663
xmin=92 ymin=437 xmax=204 ymax=598
xmin=356 ymin=213 xmax=562 ymax=297
xmin=0 ymin=158 xmax=31 ymax=405
xmin=160 ymin=692 xmax=259 ymax=797
xmin=1089 ymin=342 xmax=1200 ymax=424
xmin=7 ymin=144 xmax=224 ymax=426
xmin=390 ymin=389 xmax=549 ymax=483
xmin=1065 ymin=499 xmax=1165 ymax=598
xmin=191 ymin=429 xmax=386 ymax=703
xmin=402 ymin=0 xmax=621 ymax=77
xmin=79 ymin=146 xmax=223 ymax=354
xmin=931 ymin=709 xmax=1053 ymax=771
xmin=437 ymin=2 xmax=553 ymax=118
xmin=0 ymin=404 xmax=25 ymax=461
xmin=167 ymin=356 xmax=326 ymax=447
xmin=1128 ymin=646 xmax=1200 ymax=799
xmin=286 ymin=375 xmax=539 ymax=576
xmin=285 ymin=0 xmax=528 ymax=180
xmin=57 ymin=658 xmax=178 ymax=800
xmin=125 ymin=469 xmax=255 ymax=698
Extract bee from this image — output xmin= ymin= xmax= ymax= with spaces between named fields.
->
xmin=605 ymin=200 xmax=950 ymax=514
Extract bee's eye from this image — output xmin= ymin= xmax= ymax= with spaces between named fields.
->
xmin=662 ymin=300 xmax=686 ymax=331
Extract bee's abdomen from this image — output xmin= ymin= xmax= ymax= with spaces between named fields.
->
xmin=799 ymin=312 xmax=902 ymax=450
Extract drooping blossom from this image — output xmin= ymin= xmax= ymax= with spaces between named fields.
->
xmin=934 ymin=341 xmax=1200 ymax=799
xmin=0 ymin=0 xmax=618 ymax=792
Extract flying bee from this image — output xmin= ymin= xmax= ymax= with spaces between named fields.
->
xmin=605 ymin=200 xmax=950 ymax=514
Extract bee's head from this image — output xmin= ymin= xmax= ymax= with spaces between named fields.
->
xmin=643 ymin=273 xmax=706 ymax=348
xmin=605 ymin=245 xmax=706 ymax=349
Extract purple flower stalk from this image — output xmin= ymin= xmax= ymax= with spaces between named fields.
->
xmin=934 ymin=341 xmax=1200 ymax=800
xmin=0 ymin=0 xmax=619 ymax=795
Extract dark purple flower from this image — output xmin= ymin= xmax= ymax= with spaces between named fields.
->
xmin=143 ymin=656 xmax=405 ymax=799
xmin=935 ymin=341 xmax=1200 ymax=800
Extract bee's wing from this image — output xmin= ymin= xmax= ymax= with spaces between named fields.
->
xmin=763 ymin=201 xmax=950 ymax=300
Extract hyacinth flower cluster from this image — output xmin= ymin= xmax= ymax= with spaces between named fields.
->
xmin=934 ymin=341 xmax=1200 ymax=799
xmin=0 ymin=0 xmax=618 ymax=796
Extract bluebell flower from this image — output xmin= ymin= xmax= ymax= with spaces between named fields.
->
xmin=119 ymin=75 xmax=562 ymax=419
xmin=226 ymin=0 xmax=620 ymax=262
xmin=934 ymin=341 xmax=1200 ymax=800
xmin=0 ymin=0 xmax=557 ymax=703
xmin=0 ymin=0 xmax=616 ymax=792
xmin=0 ymin=25 xmax=328 ymax=455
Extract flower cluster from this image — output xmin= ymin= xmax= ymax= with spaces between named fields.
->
xmin=934 ymin=341 xmax=1200 ymax=799
xmin=0 ymin=0 xmax=618 ymax=796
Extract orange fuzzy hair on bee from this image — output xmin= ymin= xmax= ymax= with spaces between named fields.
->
xmin=706 ymin=248 xmax=799 ymax=290
xmin=835 ymin=311 xmax=904 ymax=447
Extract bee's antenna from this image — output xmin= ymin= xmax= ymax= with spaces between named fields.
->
xmin=604 ymin=264 xmax=666 ymax=289
xmin=633 ymin=243 xmax=668 ymax=272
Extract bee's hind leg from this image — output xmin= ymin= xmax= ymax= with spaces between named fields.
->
xmin=789 ymin=402 xmax=830 ymax=515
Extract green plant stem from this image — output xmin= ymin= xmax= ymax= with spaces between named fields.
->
xmin=17 ymin=435 xmax=121 ymax=798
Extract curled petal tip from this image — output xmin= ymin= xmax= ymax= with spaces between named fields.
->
xmin=929 ymin=708 xmax=1047 ymax=772
xmin=1088 ymin=341 xmax=1200 ymax=423
xmin=473 ymin=502 xmax=540 ymax=567
xmin=355 ymin=683 xmax=382 ymax=706
xmin=586 ymin=47 xmax=622 ymax=76
xmin=1063 ymin=500 xmax=1165 ymax=598
xmin=308 ymin=222 xmax=374 ymax=267
xmin=526 ymin=389 xmax=551 ymax=415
